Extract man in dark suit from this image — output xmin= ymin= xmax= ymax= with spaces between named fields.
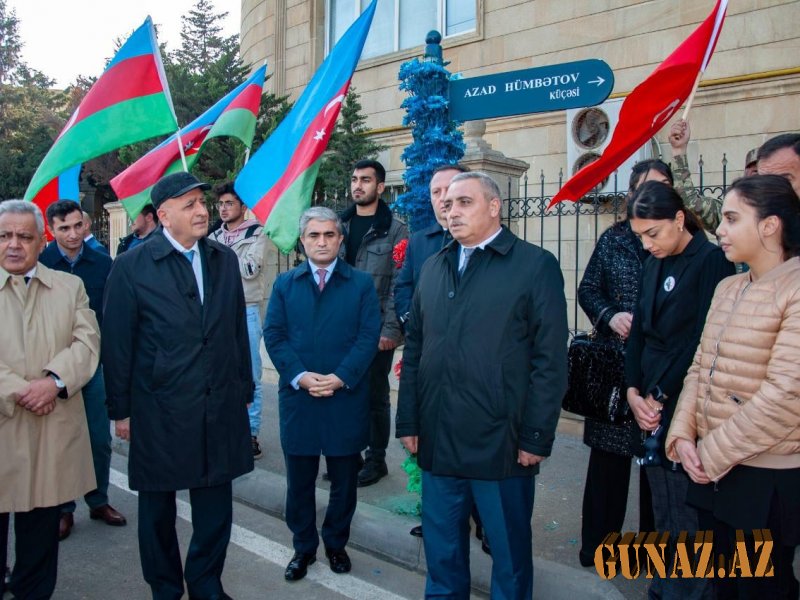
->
xmin=264 ymin=206 xmax=380 ymax=582
xmin=116 ymin=203 xmax=159 ymax=255
xmin=394 ymin=164 xmax=468 ymax=326
xmin=40 ymin=200 xmax=126 ymax=541
xmin=102 ymin=172 xmax=254 ymax=600
xmin=396 ymin=172 xmax=568 ymax=599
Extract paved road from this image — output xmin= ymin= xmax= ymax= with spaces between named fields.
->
xmin=3 ymin=453 xmax=480 ymax=600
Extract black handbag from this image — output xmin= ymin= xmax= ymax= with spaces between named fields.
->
xmin=562 ymin=308 xmax=631 ymax=425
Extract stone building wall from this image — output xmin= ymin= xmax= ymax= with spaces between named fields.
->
xmin=240 ymin=0 xmax=800 ymax=191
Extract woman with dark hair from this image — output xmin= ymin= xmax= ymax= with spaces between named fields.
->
xmin=625 ymin=180 xmax=734 ymax=599
xmin=667 ymin=175 xmax=800 ymax=599
xmin=575 ymin=159 xmax=674 ymax=567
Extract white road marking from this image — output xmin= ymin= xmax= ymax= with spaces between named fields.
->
xmin=109 ymin=468 xmax=411 ymax=600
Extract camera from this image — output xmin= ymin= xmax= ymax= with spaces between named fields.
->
xmin=637 ymin=425 xmax=664 ymax=467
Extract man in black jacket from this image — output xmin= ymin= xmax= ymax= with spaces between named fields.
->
xmin=116 ymin=203 xmax=158 ymax=255
xmin=394 ymin=163 xmax=467 ymax=326
xmin=40 ymin=200 xmax=126 ymax=541
xmin=102 ymin=173 xmax=253 ymax=599
xmin=396 ymin=172 xmax=568 ymax=599
xmin=340 ymin=159 xmax=407 ymax=487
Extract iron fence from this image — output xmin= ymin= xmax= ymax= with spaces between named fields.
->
xmin=246 ymin=155 xmax=733 ymax=333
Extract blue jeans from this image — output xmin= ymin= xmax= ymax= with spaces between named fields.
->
xmin=62 ymin=365 xmax=111 ymax=513
xmin=246 ymin=304 xmax=264 ymax=437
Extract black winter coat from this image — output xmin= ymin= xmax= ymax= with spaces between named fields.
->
xmin=396 ymin=227 xmax=568 ymax=479
xmin=577 ymin=221 xmax=645 ymax=456
xmin=102 ymin=231 xmax=254 ymax=491
xmin=625 ymin=230 xmax=735 ymax=466
xmin=393 ymin=223 xmax=449 ymax=322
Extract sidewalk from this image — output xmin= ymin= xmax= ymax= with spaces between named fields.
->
xmin=247 ymin=355 xmax=649 ymax=599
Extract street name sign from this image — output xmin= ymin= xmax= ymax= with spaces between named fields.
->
xmin=449 ymin=59 xmax=614 ymax=121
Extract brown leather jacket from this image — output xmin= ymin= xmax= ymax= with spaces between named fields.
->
xmin=666 ymin=257 xmax=800 ymax=481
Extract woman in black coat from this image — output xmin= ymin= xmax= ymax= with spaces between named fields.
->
xmin=625 ymin=181 xmax=734 ymax=599
xmin=576 ymin=160 xmax=673 ymax=567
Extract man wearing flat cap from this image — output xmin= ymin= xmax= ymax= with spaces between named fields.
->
xmin=102 ymin=173 xmax=254 ymax=600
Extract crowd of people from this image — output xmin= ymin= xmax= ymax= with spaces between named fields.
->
xmin=0 ymin=128 xmax=798 ymax=600
xmin=577 ymin=131 xmax=800 ymax=600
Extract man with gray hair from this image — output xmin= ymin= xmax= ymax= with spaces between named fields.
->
xmin=396 ymin=172 xmax=569 ymax=599
xmin=0 ymin=200 xmax=100 ymax=599
xmin=264 ymin=206 xmax=381 ymax=582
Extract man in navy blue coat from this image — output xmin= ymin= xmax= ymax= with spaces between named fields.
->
xmin=40 ymin=200 xmax=126 ymax=540
xmin=394 ymin=164 xmax=468 ymax=326
xmin=264 ymin=206 xmax=380 ymax=582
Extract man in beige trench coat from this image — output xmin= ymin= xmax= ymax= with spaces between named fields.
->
xmin=0 ymin=200 xmax=99 ymax=599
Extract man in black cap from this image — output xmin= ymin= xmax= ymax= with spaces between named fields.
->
xmin=102 ymin=172 xmax=254 ymax=600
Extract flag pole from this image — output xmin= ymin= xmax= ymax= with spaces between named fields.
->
xmin=244 ymin=59 xmax=266 ymax=167
xmin=175 ymin=129 xmax=189 ymax=171
xmin=680 ymin=71 xmax=703 ymax=120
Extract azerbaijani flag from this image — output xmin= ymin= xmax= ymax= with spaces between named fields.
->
xmin=549 ymin=0 xmax=728 ymax=206
xmin=24 ymin=17 xmax=178 ymax=201
xmin=235 ymin=0 xmax=378 ymax=253
xmin=111 ymin=65 xmax=266 ymax=218
xmin=30 ymin=165 xmax=82 ymax=240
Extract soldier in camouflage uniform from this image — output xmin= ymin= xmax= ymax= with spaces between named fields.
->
xmin=668 ymin=118 xmax=722 ymax=231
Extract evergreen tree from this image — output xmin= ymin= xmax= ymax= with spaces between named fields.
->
xmin=175 ymin=0 xmax=229 ymax=75
xmin=314 ymin=87 xmax=386 ymax=206
xmin=0 ymin=0 xmax=68 ymax=199
xmin=118 ymin=0 xmax=292 ymax=195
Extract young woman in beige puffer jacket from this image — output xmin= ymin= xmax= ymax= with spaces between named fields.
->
xmin=666 ymin=175 xmax=800 ymax=599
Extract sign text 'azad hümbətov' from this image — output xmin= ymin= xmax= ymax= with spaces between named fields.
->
xmin=448 ymin=59 xmax=614 ymax=122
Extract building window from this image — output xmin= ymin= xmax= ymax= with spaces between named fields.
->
xmin=326 ymin=0 xmax=477 ymax=59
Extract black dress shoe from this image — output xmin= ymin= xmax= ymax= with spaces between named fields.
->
xmin=284 ymin=552 xmax=315 ymax=582
xmin=325 ymin=548 xmax=352 ymax=574
xmin=357 ymin=461 xmax=388 ymax=487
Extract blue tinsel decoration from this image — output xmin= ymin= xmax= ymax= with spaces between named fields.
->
xmin=396 ymin=56 xmax=465 ymax=232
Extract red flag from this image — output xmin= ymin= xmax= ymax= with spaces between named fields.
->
xmin=550 ymin=0 xmax=728 ymax=207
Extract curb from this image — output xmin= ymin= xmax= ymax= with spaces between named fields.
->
xmin=113 ymin=441 xmax=621 ymax=599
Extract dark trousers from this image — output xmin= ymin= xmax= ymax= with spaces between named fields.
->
xmin=62 ymin=365 xmax=112 ymax=513
xmin=713 ymin=495 xmax=799 ymax=600
xmin=138 ymin=483 xmax=232 ymax=600
xmin=646 ymin=467 xmax=711 ymax=600
xmin=580 ymin=449 xmax=655 ymax=564
xmin=0 ymin=506 xmax=61 ymax=599
xmin=364 ymin=349 xmax=393 ymax=464
xmin=285 ymin=453 xmax=361 ymax=554
xmin=421 ymin=471 xmax=536 ymax=600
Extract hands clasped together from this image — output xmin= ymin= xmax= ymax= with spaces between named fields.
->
xmin=17 ymin=377 xmax=59 ymax=416
xmin=299 ymin=372 xmax=345 ymax=397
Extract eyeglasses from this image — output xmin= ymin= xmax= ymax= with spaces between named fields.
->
xmin=217 ymin=201 xmax=239 ymax=209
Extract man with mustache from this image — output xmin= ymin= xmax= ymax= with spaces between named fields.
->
xmin=397 ymin=172 xmax=568 ymax=599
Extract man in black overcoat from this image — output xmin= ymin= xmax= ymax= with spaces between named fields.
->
xmin=396 ymin=171 xmax=568 ymax=600
xmin=102 ymin=172 xmax=254 ymax=600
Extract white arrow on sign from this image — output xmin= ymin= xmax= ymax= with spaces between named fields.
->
xmin=588 ymin=76 xmax=605 ymax=86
